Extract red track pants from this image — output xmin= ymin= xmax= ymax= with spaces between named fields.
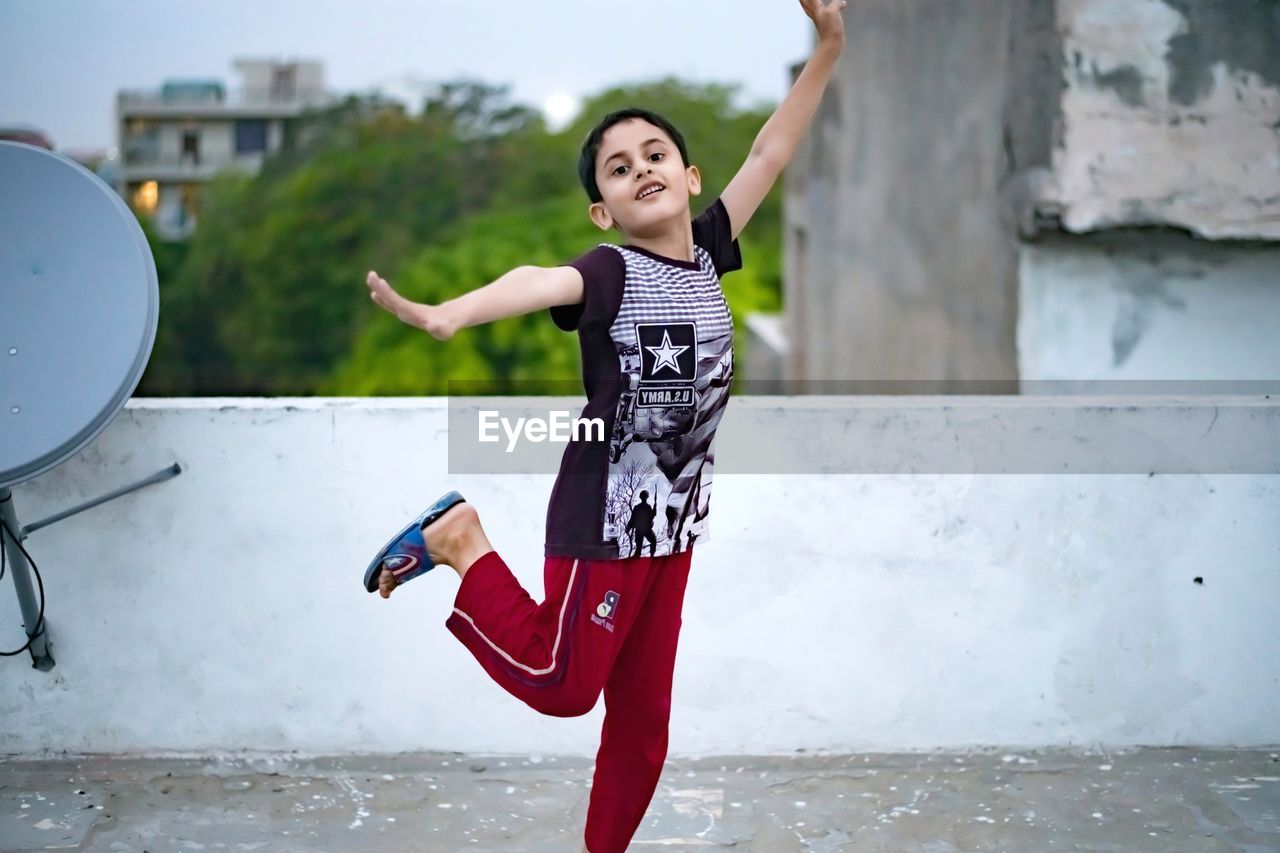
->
xmin=444 ymin=546 xmax=694 ymax=853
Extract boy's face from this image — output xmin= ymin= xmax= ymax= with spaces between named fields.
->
xmin=589 ymin=118 xmax=701 ymax=236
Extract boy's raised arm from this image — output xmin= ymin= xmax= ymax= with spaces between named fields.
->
xmin=720 ymin=0 xmax=847 ymax=241
xmin=364 ymin=265 xmax=584 ymax=341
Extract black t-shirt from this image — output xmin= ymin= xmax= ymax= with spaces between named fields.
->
xmin=545 ymin=197 xmax=741 ymax=559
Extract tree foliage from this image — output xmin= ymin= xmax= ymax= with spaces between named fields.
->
xmin=136 ymin=77 xmax=783 ymax=397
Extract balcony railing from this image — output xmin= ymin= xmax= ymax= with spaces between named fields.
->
xmin=118 ymin=87 xmax=336 ymax=110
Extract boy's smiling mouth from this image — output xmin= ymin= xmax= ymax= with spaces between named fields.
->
xmin=635 ymin=182 xmax=665 ymax=200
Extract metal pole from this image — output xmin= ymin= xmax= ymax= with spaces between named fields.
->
xmin=0 ymin=488 xmax=54 ymax=670
xmin=20 ymin=462 xmax=182 ymax=537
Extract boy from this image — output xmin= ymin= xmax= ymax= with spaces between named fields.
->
xmin=362 ymin=3 xmax=845 ymax=849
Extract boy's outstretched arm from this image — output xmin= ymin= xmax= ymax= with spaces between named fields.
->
xmin=720 ymin=0 xmax=847 ymax=241
xmin=364 ymin=265 xmax=584 ymax=341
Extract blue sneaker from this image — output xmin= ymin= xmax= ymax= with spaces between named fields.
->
xmin=363 ymin=490 xmax=467 ymax=593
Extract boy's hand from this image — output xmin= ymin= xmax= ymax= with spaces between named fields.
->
xmin=799 ymin=0 xmax=847 ymax=46
xmin=365 ymin=270 xmax=455 ymax=341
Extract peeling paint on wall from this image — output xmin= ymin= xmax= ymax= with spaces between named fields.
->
xmin=1163 ymin=0 xmax=1280 ymax=106
xmin=1043 ymin=0 xmax=1280 ymax=238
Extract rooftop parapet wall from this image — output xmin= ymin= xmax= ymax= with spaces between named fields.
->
xmin=1 ymin=398 xmax=1277 ymax=756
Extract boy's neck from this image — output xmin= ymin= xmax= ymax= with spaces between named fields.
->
xmin=620 ymin=216 xmax=696 ymax=264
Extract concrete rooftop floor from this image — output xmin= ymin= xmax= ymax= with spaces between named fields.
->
xmin=1 ymin=748 xmax=1278 ymax=852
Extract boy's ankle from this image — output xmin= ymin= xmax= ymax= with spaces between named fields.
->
xmin=426 ymin=504 xmax=491 ymax=572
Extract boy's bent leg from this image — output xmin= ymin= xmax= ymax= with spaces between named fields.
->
xmin=584 ymin=547 xmax=693 ymax=853
xmin=445 ymin=551 xmax=652 ymax=719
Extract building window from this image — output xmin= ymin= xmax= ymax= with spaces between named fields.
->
xmin=270 ymin=66 xmax=296 ymax=101
xmin=123 ymin=119 xmax=159 ymax=164
xmin=181 ymin=130 xmax=200 ymax=165
xmin=235 ymin=119 xmax=268 ymax=154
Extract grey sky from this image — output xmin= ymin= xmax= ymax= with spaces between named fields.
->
xmin=0 ymin=0 xmax=816 ymax=152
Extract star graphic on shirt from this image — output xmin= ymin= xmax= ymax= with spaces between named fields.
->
xmin=645 ymin=330 xmax=690 ymax=376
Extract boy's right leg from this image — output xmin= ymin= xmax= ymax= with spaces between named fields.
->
xmin=380 ymin=500 xmax=649 ymax=718
xmin=444 ymin=548 xmax=659 ymax=718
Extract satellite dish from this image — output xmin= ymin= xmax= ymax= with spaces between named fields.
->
xmin=1 ymin=141 xmax=179 ymax=670
xmin=1 ymin=141 xmax=158 ymax=488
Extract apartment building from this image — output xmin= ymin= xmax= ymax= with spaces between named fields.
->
xmin=116 ymin=59 xmax=336 ymax=240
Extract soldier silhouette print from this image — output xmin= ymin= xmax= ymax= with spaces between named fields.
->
xmin=625 ymin=490 xmax=658 ymax=557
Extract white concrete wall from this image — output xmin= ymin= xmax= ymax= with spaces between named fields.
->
xmin=1 ymin=398 xmax=1277 ymax=758
xmin=1018 ymin=240 xmax=1280 ymax=381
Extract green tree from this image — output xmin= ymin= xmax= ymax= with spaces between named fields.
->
xmin=331 ymin=189 xmax=780 ymax=396
xmin=330 ymin=194 xmax=588 ymax=395
xmin=134 ymin=77 xmax=784 ymax=397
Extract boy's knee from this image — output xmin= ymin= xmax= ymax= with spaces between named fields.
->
xmin=534 ymin=687 xmax=600 ymax=718
xmin=598 ymin=694 xmax=673 ymax=735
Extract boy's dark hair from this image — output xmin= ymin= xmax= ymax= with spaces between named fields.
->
xmin=577 ymin=107 xmax=690 ymax=204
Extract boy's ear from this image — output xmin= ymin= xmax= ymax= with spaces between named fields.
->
xmin=686 ymin=165 xmax=702 ymax=197
xmin=589 ymin=202 xmax=615 ymax=232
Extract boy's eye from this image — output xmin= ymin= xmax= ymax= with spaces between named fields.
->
xmin=612 ymin=152 xmax=664 ymax=176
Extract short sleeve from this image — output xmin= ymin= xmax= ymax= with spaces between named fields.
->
xmin=549 ymin=244 xmax=627 ymax=332
xmin=691 ymin=197 xmax=743 ymax=277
